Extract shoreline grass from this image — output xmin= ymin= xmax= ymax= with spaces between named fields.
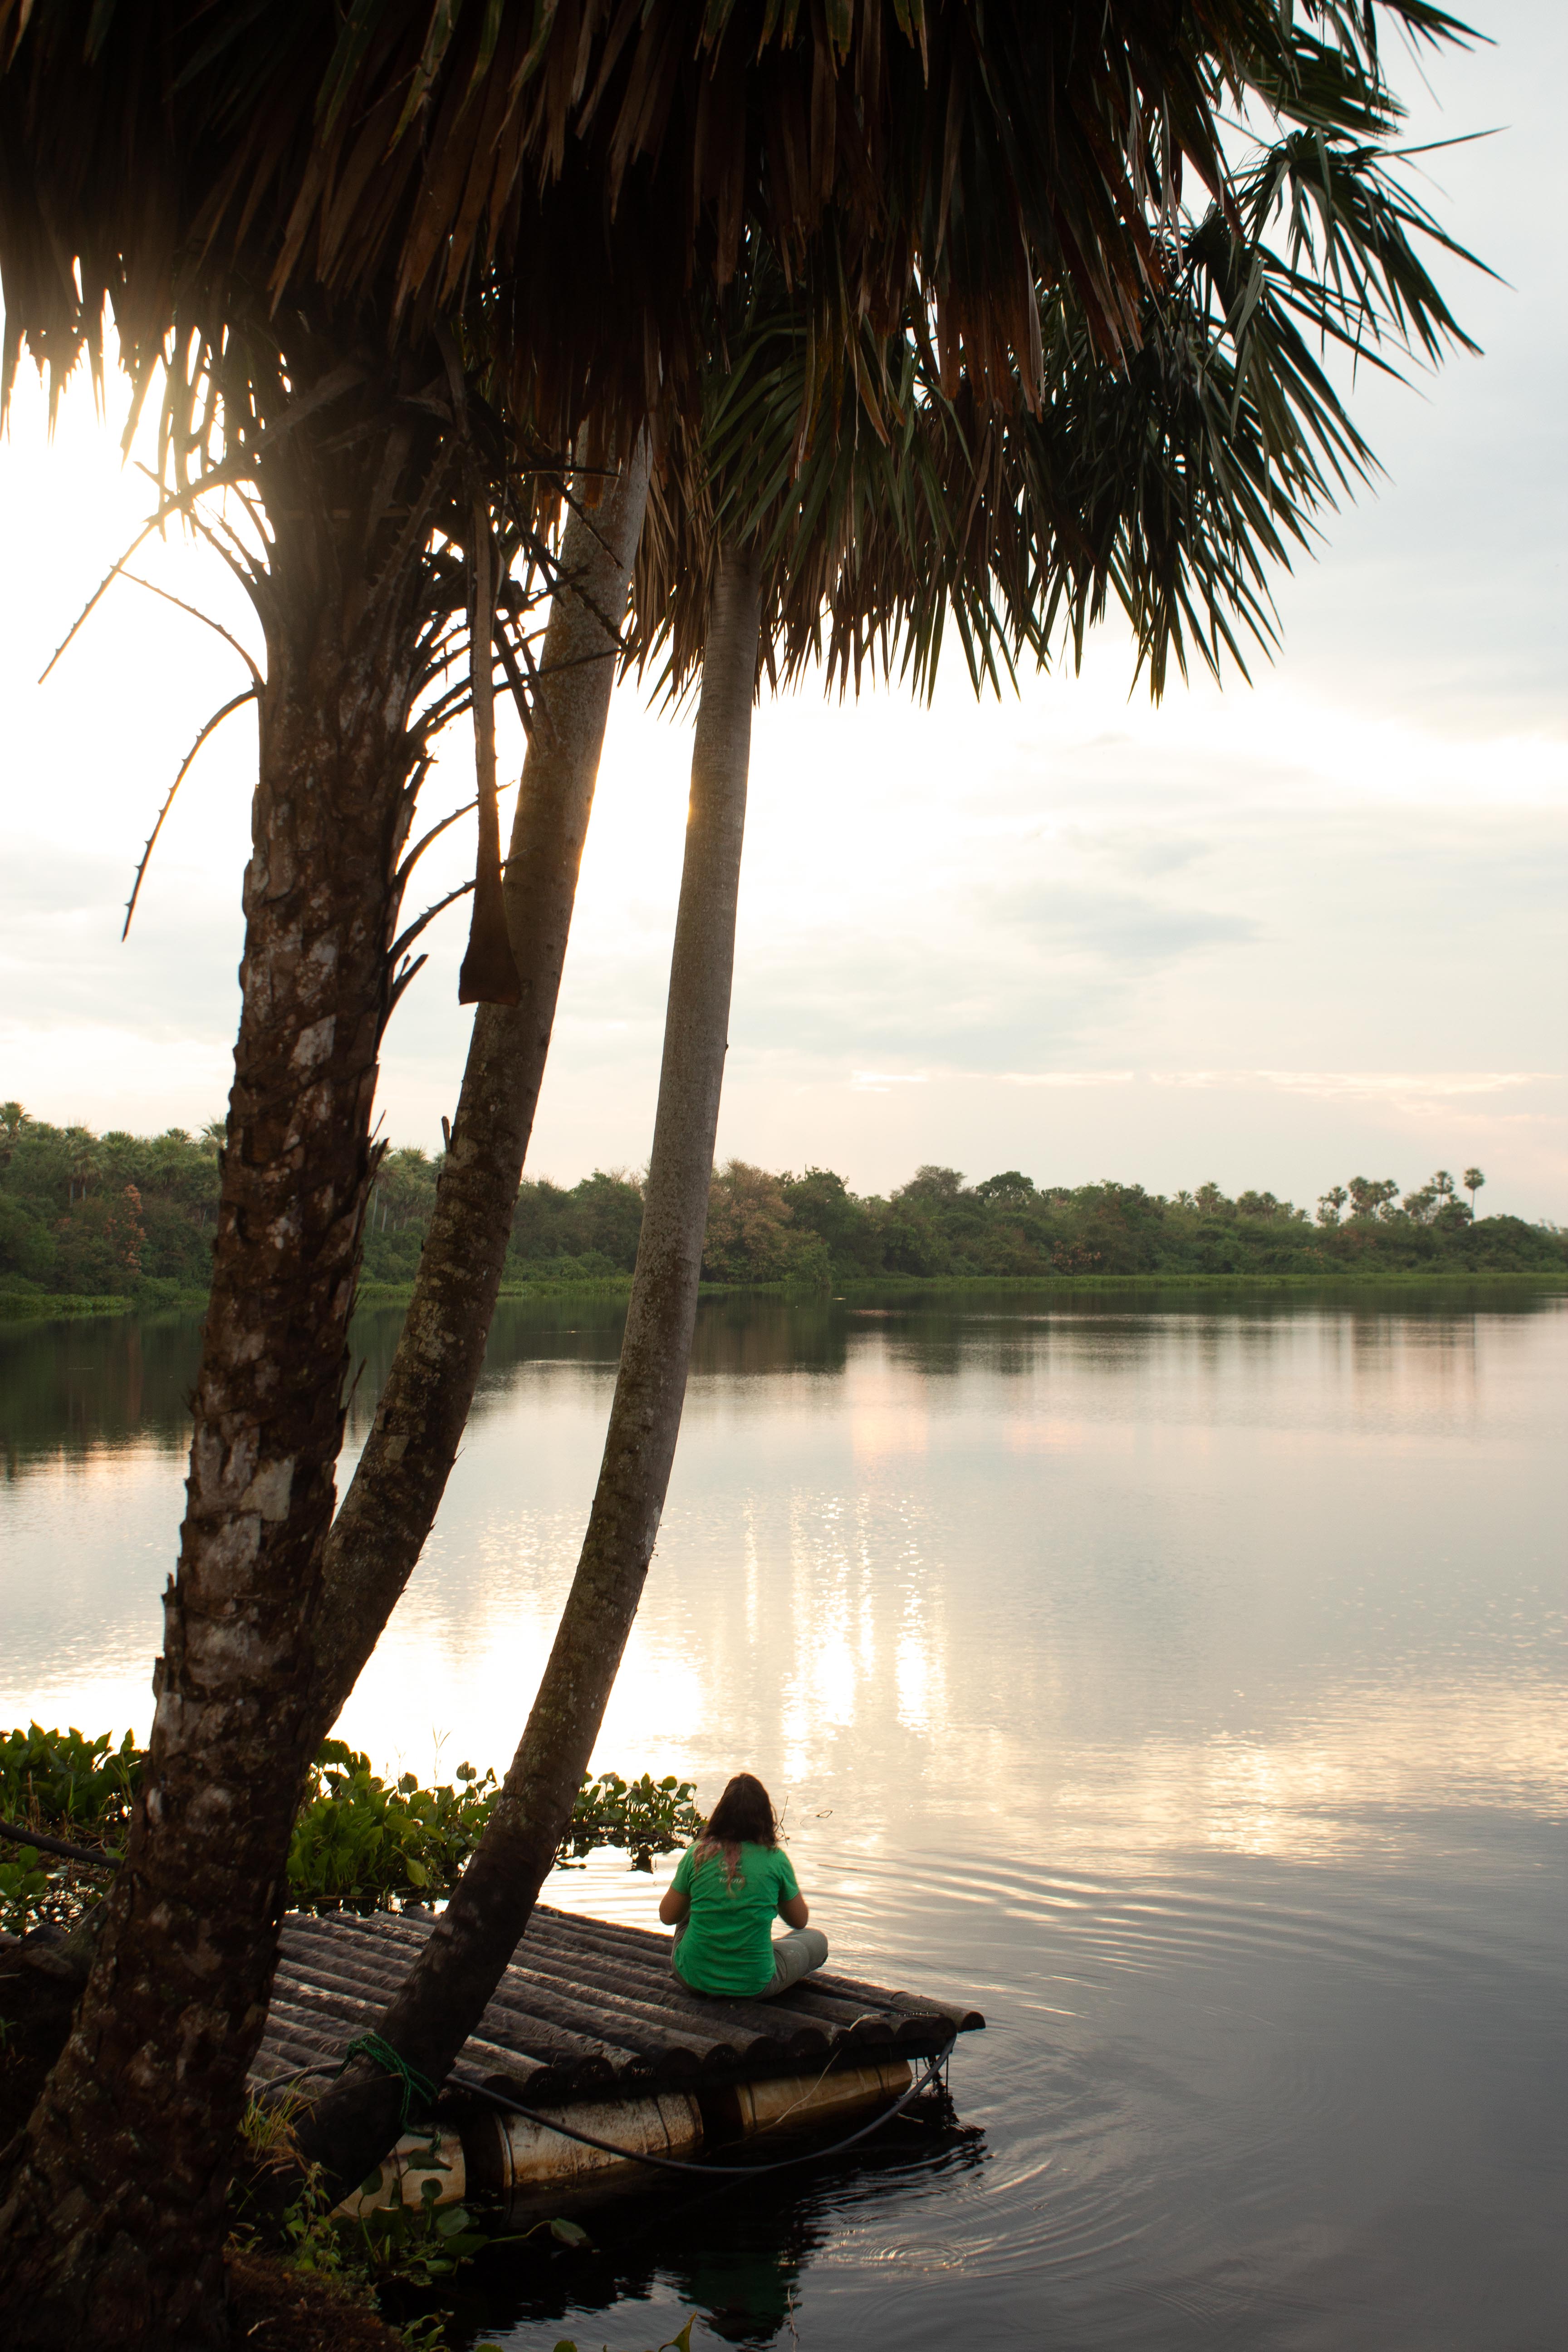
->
xmin=5 ymin=1266 xmax=1564 ymax=1330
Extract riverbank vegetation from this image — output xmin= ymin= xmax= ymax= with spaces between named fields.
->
xmin=0 ymin=1725 xmax=700 ymax=1936
xmin=2 ymin=1110 xmax=1561 ymax=1309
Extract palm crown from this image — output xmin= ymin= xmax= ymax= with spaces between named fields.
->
xmin=3 ymin=1 xmax=1475 ymax=456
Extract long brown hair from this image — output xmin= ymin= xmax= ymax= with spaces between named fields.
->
xmin=693 ymin=1772 xmax=777 ymax=1886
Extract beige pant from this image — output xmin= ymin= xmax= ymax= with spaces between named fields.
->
xmin=671 ymin=1921 xmax=829 ymax=1999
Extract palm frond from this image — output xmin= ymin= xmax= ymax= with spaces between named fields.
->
xmin=1 ymin=1 xmax=1479 ymax=459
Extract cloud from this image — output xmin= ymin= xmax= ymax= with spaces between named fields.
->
xmin=1156 ymin=1070 xmax=1556 ymax=1107
xmin=0 ymin=838 xmax=242 ymax=1044
xmin=984 ymin=879 xmax=1259 ymax=965
xmin=1000 ymin=1070 xmax=1136 ymax=1088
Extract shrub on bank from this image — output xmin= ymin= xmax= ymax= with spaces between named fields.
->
xmin=0 ymin=1724 xmax=701 ymax=1932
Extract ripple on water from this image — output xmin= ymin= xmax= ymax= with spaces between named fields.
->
xmin=516 ymin=1832 xmax=1565 ymax=2350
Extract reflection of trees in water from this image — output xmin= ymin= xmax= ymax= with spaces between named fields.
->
xmin=3 ymin=1284 xmax=1547 ymax=1473
xmin=0 ymin=1313 xmax=203 ymax=1476
xmin=449 ymin=2098 xmax=986 ymax=2348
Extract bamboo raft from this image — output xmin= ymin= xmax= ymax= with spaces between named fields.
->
xmin=257 ymin=1902 xmax=983 ymax=2103
xmin=255 ymin=1903 xmax=983 ymax=2205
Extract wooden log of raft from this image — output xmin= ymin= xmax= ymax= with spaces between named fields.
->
xmin=701 ymin=2059 xmax=916 ymax=2146
xmin=514 ymin=1912 xmax=940 ymax=2050
xmin=320 ymin=1911 xmax=822 ymax=2073
xmin=253 ymin=1904 xmax=985 ymax=2118
xmin=280 ymin=1920 xmax=679 ymax=2080
xmin=522 ymin=1906 xmax=984 ymax=2038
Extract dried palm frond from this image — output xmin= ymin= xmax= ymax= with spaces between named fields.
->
xmin=631 ymin=44 xmax=1485 ymax=713
xmin=0 ymin=1 xmax=1479 ymax=458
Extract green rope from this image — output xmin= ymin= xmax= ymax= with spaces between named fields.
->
xmin=337 ymin=2031 xmax=436 ymax=2137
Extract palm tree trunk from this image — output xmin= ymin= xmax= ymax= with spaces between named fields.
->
xmin=0 ymin=394 xmax=445 ymax=2351
xmin=306 ymin=446 xmax=650 ymax=1741
xmin=293 ymin=537 xmax=762 ymax=2201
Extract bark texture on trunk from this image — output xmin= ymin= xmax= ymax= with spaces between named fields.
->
xmin=293 ymin=539 xmax=762 ymax=2201
xmin=0 ymin=383 xmax=444 ymax=2351
xmin=306 ymin=446 xmax=649 ymax=1742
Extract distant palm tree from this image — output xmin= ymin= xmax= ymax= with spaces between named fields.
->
xmin=1464 ymin=1166 xmax=1486 ymax=1216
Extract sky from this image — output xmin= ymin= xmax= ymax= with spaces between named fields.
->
xmin=1 ymin=1 xmax=1563 ymax=1221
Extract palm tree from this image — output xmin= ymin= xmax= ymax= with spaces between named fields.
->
xmin=289 ymin=47 xmax=1487 ymax=2178
xmin=0 ymin=314 xmax=580 ymax=2347
xmin=0 ymin=4 xmax=1481 ymax=2335
xmin=307 ymin=442 xmax=653 ymax=1727
xmin=289 ymin=539 xmax=757 ymax=2196
xmin=305 ymin=36 xmax=1490 ymax=1766
xmin=1464 ymin=1167 xmax=1486 ymax=1216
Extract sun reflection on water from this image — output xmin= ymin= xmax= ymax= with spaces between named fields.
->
xmin=2 ymin=1294 xmax=1563 ymax=1878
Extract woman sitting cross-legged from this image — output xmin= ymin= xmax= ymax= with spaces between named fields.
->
xmin=659 ymin=1771 xmax=828 ymax=2000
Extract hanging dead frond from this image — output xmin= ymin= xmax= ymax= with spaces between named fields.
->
xmin=457 ymin=499 xmax=522 ymax=1006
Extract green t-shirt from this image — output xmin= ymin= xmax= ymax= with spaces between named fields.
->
xmin=670 ymin=1838 xmax=801 ymax=1998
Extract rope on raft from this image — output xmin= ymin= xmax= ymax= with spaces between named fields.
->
xmin=271 ymin=2035 xmax=958 ymax=2180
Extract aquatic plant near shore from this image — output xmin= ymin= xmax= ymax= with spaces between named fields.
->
xmin=228 ymin=2124 xmax=511 ymax=2352
xmin=0 ymin=1726 xmax=700 ymax=1932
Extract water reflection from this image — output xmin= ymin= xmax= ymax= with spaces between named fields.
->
xmin=0 ymin=1310 xmax=201 ymax=1472
xmin=1 ymin=1287 xmax=1563 ymax=2349
xmin=2 ymin=1291 xmax=1563 ymax=1867
xmin=441 ymin=2108 xmax=988 ymax=2352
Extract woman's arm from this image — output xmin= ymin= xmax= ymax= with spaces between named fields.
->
xmin=779 ymin=1892 xmax=809 ymax=1929
xmin=658 ymin=1885 xmax=690 ymax=1926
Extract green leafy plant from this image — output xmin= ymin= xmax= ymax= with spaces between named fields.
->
xmin=1 ymin=1727 xmax=701 ymax=1928
xmin=0 ymin=1723 xmax=141 ymax=1835
xmin=285 ymin=1745 xmax=501 ymax=1913
xmin=0 ymin=1845 xmax=50 ymax=1933
xmin=229 ymin=2119 xmax=514 ymax=2349
xmin=228 ymin=2161 xmax=372 ymax=2298
xmin=286 ymin=1750 xmax=701 ymax=1906
xmin=561 ymin=1773 xmax=703 ymax=1870
xmin=0 ymin=1723 xmax=142 ymax=1929
xmin=347 ymin=2166 xmax=494 ymax=2291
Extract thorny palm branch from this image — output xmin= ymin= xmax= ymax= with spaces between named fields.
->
xmin=48 ymin=292 xmax=594 ymax=988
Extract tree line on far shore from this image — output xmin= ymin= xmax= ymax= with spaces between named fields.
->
xmin=3 ymin=1107 xmax=1558 ymax=1300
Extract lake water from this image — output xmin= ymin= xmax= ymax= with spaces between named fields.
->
xmin=2 ymin=1288 xmax=1565 ymax=2351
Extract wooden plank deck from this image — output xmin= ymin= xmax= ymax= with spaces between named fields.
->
xmin=254 ymin=1904 xmax=984 ymax=2107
